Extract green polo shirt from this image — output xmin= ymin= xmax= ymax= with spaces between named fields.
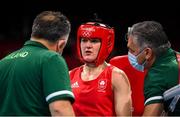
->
xmin=144 ymin=48 xmax=178 ymax=106
xmin=0 ymin=40 xmax=74 ymax=116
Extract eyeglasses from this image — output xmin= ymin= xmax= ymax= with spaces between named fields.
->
xmin=125 ymin=33 xmax=128 ymax=42
xmin=135 ymin=48 xmax=146 ymax=56
xmin=125 ymin=27 xmax=133 ymax=42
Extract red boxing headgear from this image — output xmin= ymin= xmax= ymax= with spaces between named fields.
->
xmin=77 ymin=22 xmax=115 ymax=66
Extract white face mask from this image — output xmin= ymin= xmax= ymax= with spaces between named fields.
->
xmin=128 ymin=50 xmax=146 ymax=72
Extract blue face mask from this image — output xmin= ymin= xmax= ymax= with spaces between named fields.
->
xmin=128 ymin=50 xmax=146 ymax=72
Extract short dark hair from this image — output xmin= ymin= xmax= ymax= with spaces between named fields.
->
xmin=31 ymin=11 xmax=71 ymax=43
xmin=128 ymin=21 xmax=171 ymax=56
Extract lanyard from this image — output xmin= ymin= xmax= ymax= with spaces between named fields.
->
xmin=168 ymin=52 xmax=180 ymax=112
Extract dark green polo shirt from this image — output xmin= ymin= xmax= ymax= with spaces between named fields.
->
xmin=144 ymin=48 xmax=178 ymax=105
xmin=0 ymin=40 xmax=74 ymax=116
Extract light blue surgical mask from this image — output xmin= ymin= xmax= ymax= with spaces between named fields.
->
xmin=128 ymin=50 xmax=146 ymax=72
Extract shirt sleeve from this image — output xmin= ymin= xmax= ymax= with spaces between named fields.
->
xmin=42 ymin=54 xmax=75 ymax=104
xmin=144 ymin=70 xmax=165 ymax=105
xmin=144 ymin=49 xmax=179 ymax=106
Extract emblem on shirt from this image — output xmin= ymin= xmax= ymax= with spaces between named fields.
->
xmin=71 ymin=81 xmax=79 ymax=88
xmin=98 ymin=79 xmax=107 ymax=92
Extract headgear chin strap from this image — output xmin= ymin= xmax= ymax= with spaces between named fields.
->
xmin=77 ymin=22 xmax=115 ymax=66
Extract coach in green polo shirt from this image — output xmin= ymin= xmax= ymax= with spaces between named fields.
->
xmin=0 ymin=11 xmax=75 ymax=116
xmin=126 ymin=21 xmax=179 ymax=116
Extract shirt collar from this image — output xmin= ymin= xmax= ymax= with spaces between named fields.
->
xmin=153 ymin=48 xmax=174 ymax=66
xmin=24 ymin=40 xmax=48 ymax=50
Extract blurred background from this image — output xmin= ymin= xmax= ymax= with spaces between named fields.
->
xmin=0 ymin=0 xmax=179 ymax=70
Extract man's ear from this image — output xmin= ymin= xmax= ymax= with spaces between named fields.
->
xmin=58 ymin=39 xmax=66 ymax=50
xmin=145 ymin=47 xmax=153 ymax=60
xmin=55 ymin=39 xmax=66 ymax=55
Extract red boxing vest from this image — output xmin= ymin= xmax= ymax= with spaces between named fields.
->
xmin=70 ymin=65 xmax=115 ymax=116
xmin=110 ymin=55 xmax=146 ymax=116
